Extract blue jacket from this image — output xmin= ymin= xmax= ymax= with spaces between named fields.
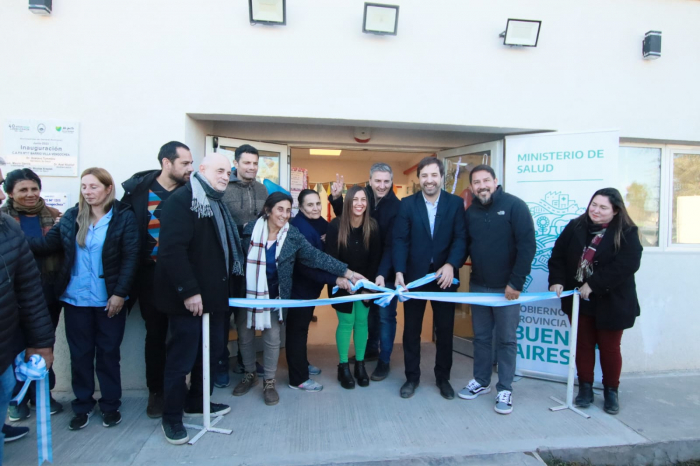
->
xmin=289 ymin=213 xmax=338 ymax=300
xmin=392 ymin=190 xmax=466 ymax=284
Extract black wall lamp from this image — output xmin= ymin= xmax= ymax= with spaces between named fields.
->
xmin=363 ymin=3 xmax=399 ymax=36
xmin=249 ymin=0 xmax=286 ymax=26
xmin=499 ymin=19 xmax=541 ymax=47
xmin=29 ymin=0 xmax=51 ymax=15
xmin=643 ymin=31 xmax=661 ymax=59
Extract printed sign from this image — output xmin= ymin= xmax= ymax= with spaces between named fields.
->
xmin=505 ymin=130 xmax=619 ymax=382
xmin=42 ymin=192 xmax=70 ymax=213
xmin=3 ymin=120 xmax=79 ymax=176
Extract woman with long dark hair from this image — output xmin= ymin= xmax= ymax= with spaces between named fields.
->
xmin=28 ymin=168 xmax=139 ymax=430
xmin=285 ymin=189 xmax=341 ymax=392
xmin=233 ymin=192 xmax=360 ymax=405
xmin=548 ymin=187 xmax=643 ymax=415
xmin=326 ymin=186 xmax=381 ymax=389
xmin=1 ymin=168 xmax=64 ymax=419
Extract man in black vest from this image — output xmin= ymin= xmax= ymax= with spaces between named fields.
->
xmin=121 ymin=141 xmax=193 ymax=418
xmin=393 ymin=157 xmax=466 ymax=400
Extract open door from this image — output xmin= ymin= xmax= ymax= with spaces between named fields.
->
xmin=438 ymin=140 xmax=503 ymax=357
xmin=206 ymin=136 xmax=291 ymax=191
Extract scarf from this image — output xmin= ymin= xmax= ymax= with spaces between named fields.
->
xmin=301 ymin=213 xmax=328 ymax=238
xmin=575 ymin=221 xmax=609 ymax=282
xmin=3 ymin=198 xmax=61 ymax=275
xmin=190 ymin=172 xmax=243 ymax=276
xmin=246 ymin=217 xmax=289 ymax=330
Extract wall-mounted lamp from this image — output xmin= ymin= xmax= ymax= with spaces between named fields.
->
xmin=309 ymin=149 xmax=342 ymax=157
xmin=643 ymin=31 xmax=661 ymax=60
xmin=249 ymin=0 xmax=286 ymax=26
xmin=29 ymin=0 xmax=51 ymax=15
xmin=363 ymin=3 xmax=399 ymax=36
xmin=499 ymin=19 xmax=541 ymax=47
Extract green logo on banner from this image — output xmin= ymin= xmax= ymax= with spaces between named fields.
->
xmin=55 ymin=127 xmax=62 ymax=132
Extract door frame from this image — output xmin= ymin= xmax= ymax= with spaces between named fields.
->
xmin=437 ymin=140 xmax=504 ymax=358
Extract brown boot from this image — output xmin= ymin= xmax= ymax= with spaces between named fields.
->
xmin=263 ymin=379 xmax=279 ymax=406
xmin=233 ymin=372 xmax=259 ymax=396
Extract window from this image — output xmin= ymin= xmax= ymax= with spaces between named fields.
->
xmin=672 ymin=152 xmax=700 ymax=244
xmin=618 ymin=147 xmax=661 ymax=247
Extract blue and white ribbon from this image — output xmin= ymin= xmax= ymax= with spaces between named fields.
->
xmin=11 ymin=351 xmax=52 ymax=466
xmin=229 ymin=273 xmax=577 ymax=310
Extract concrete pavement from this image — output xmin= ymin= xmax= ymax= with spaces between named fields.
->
xmin=4 ymin=344 xmax=699 ymax=466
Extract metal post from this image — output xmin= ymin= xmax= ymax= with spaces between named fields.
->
xmin=549 ymin=292 xmax=590 ymax=419
xmin=183 ymin=312 xmax=233 ymax=444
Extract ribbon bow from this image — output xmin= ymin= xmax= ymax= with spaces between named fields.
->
xmin=12 ymin=351 xmax=53 ymax=466
xmin=333 ymin=273 xmax=460 ymax=307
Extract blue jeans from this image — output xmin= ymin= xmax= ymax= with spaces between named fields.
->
xmin=1 ymin=364 xmax=16 ymax=464
xmin=365 ymin=299 xmax=398 ymax=364
xmin=470 ymin=282 xmax=521 ymax=393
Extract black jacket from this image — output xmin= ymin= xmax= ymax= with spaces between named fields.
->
xmin=548 ymin=218 xmax=643 ymax=330
xmin=325 ymin=217 xmax=381 ymax=313
xmin=0 ymin=213 xmax=55 ymax=374
xmin=28 ymin=200 xmax=140 ymax=299
xmin=155 ymin=183 xmax=241 ymax=316
xmin=289 ymin=213 xmax=338 ymax=300
xmin=330 ymin=185 xmax=400 ymax=280
xmin=464 ymin=187 xmax=536 ymax=291
xmin=121 ymin=169 xmax=161 ymax=268
xmin=393 ymin=190 xmax=466 ymax=283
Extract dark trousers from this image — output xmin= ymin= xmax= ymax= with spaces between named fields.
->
xmin=162 ymin=311 xmax=225 ymax=424
xmin=285 ymin=306 xmax=315 ymax=386
xmin=14 ymin=296 xmax=62 ymax=403
xmin=63 ymin=303 xmax=126 ymax=415
xmin=573 ymin=314 xmax=624 ymax=388
xmin=402 ymin=281 xmax=456 ymax=383
xmin=139 ymin=300 xmax=168 ymax=394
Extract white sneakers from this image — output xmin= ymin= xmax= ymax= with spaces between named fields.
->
xmin=458 ymin=379 xmax=492 ymax=399
xmin=458 ymin=379 xmax=513 ymax=415
xmin=494 ymin=390 xmax=513 ymax=415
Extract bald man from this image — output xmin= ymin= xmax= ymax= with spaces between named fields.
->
xmin=155 ymin=152 xmax=245 ymax=445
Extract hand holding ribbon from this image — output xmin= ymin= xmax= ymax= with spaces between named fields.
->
xmin=12 ymin=351 xmax=53 ymax=466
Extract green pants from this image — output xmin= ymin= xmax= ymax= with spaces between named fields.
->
xmin=336 ymin=301 xmax=370 ymax=363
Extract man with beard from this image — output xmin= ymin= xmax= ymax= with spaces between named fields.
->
xmin=458 ymin=164 xmax=535 ymax=415
xmin=393 ymin=157 xmax=466 ymax=400
xmin=156 ymin=153 xmax=243 ymax=444
xmin=121 ymin=141 xmax=194 ymax=418
xmin=329 ymin=163 xmax=401 ymax=381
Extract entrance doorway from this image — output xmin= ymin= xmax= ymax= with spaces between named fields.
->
xmin=438 ymin=141 xmax=503 ymax=357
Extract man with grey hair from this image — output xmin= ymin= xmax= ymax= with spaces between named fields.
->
xmin=330 ymin=162 xmax=401 ymax=380
xmin=156 ymin=153 xmax=244 ymax=445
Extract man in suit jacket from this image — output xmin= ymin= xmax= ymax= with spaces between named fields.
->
xmin=393 ymin=157 xmax=466 ymax=400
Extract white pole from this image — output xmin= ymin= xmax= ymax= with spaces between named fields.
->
xmin=202 ymin=312 xmax=211 ymax=430
xmin=184 ymin=312 xmax=233 ymax=444
xmin=549 ymin=291 xmax=590 ymax=418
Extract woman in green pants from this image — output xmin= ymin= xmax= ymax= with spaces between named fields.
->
xmin=326 ymin=186 xmax=381 ymax=389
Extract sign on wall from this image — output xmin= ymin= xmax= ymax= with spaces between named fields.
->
xmin=42 ymin=192 xmax=70 ymax=213
xmin=3 ymin=120 xmax=79 ymax=177
xmin=505 ymin=130 xmax=619 ymax=381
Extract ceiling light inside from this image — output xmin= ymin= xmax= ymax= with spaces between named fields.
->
xmin=310 ymin=149 xmax=342 ymax=156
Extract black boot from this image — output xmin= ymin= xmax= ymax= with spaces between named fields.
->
xmin=603 ymin=386 xmax=619 ymax=414
xmin=337 ymin=363 xmax=355 ymax=389
xmin=575 ymin=382 xmax=594 ymax=408
xmin=354 ymin=361 xmax=370 ymax=387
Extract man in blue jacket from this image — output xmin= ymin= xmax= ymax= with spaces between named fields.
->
xmin=329 ymin=163 xmax=401 ymax=381
xmin=392 ymin=157 xmax=466 ymax=400
xmin=458 ymin=165 xmax=535 ymax=415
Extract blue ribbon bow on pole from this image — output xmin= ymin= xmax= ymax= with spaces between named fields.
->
xmin=11 ymin=351 xmax=53 ymax=466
